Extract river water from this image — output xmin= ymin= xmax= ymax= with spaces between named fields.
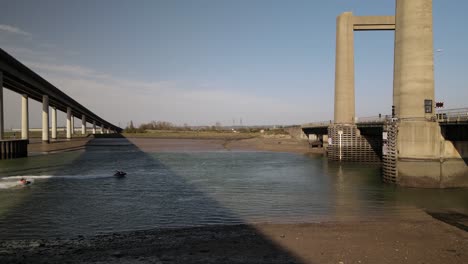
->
xmin=0 ymin=138 xmax=466 ymax=240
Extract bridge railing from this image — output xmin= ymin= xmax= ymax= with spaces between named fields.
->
xmin=355 ymin=115 xmax=390 ymax=124
xmin=301 ymin=120 xmax=333 ymax=128
xmin=302 ymin=108 xmax=468 ymax=128
xmin=436 ymin=108 xmax=468 ymax=122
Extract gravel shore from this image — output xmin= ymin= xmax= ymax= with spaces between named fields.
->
xmin=1 ymin=217 xmax=466 ymax=264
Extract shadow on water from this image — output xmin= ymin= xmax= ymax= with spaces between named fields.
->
xmin=324 ymin=160 xmax=468 ymax=225
xmin=0 ymin=135 xmax=309 ymax=263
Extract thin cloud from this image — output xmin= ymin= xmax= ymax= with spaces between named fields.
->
xmin=0 ymin=24 xmax=31 ymax=37
xmin=23 ymin=61 xmax=96 ymax=77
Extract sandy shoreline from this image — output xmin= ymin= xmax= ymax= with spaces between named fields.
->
xmin=4 ymin=136 xmax=466 ymax=263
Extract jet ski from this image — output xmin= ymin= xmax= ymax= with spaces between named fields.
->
xmin=114 ymin=171 xmax=126 ymax=177
xmin=19 ymin=178 xmax=32 ymax=185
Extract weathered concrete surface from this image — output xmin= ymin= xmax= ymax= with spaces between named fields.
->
xmin=394 ymin=0 xmax=434 ymax=119
xmin=334 ymin=12 xmax=355 ymax=124
xmin=353 ymin=15 xmax=396 ymax=30
xmin=397 ymin=121 xmax=468 ymax=187
xmin=21 ymin=94 xmax=28 ymax=140
xmin=334 ymin=13 xmax=396 ymax=124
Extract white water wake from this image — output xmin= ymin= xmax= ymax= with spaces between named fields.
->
xmin=0 ymin=174 xmax=118 ymax=189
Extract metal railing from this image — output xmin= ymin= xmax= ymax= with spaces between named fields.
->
xmin=436 ymin=108 xmax=468 ymax=123
xmin=302 ymin=108 xmax=468 ymax=128
xmin=301 ymin=120 xmax=333 ymax=128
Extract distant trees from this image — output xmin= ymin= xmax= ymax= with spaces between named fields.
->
xmin=123 ymin=120 xmax=288 ymax=134
xmin=124 ymin=120 xmax=193 ymax=133
xmin=124 ymin=120 xmax=144 ymax=133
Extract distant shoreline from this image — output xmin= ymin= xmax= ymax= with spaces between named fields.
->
xmin=26 ymin=132 xmax=324 ymax=156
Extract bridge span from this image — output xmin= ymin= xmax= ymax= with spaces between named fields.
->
xmin=0 ymin=48 xmax=121 ymax=159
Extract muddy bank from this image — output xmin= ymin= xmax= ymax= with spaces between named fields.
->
xmin=0 ymin=216 xmax=466 ymax=264
xmin=27 ymin=136 xmax=322 ymax=156
xmin=27 ymin=138 xmax=92 ymax=155
xmin=126 ymin=137 xmax=322 ymax=155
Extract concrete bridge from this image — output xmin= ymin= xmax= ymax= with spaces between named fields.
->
xmin=302 ymin=0 xmax=468 ymax=188
xmin=0 ymin=48 xmax=121 ymax=159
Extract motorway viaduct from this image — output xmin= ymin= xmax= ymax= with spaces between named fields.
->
xmin=0 ymin=48 xmax=121 ymax=158
xmin=303 ymin=0 xmax=468 ymax=188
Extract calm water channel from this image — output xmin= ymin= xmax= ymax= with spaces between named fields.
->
xmin=0 ymin=138 xmax=467 ymax=240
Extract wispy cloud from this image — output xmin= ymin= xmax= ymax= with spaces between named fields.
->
xmin=23 ymin=61 xmax=96 ymax=77
xmin=18 ymin=60 xmax=316 ymax=126
xmin=0 ymin=24 xmax=31 ymax=37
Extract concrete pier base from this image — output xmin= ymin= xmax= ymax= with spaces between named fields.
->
xmin=0 ymin=140 xmax=28 ymax=159
xmin=327 ymin=124 xmax=381 ymax=162
xmin=383 ymin=120 xmax=468 ymax=187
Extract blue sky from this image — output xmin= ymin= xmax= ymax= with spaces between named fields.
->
xmin=0 ymin=0 xmax=467 ymax=128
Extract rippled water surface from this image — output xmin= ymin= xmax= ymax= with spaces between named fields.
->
xmin=0 ymin=138 xmax=466 ymax=239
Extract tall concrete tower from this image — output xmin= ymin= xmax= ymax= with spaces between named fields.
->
xmin=393 ymin=0 xmax=435 ymax=119
xmin=392 ymin=0 xmax=445 ymax=187
xmin=334 ymin=12 xmax=355 ymax=124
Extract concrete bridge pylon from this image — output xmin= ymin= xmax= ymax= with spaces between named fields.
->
xmin=331 ymin=0 xmax=468 ymax=187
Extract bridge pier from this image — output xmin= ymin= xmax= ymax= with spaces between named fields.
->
xmin=71 ymin=115 xmax=75 ymax=135
xmin=51 ymin=106 xmax=57 ymax=139
xmin=383 ymin=120 xmax=468 ymax=187
xmin=66 ymin=107 xmax=72 ymax=139
xmin=0 ymin=71 xmax=4 ymax=140
xmin=42 ymin=95 xmax=49 ymax=143
xmin=327 ymin=124 xmax=381 ymax=162
xmin=81 ymin=114 xmax=86 ymax=135
xmin=92 ymin=120 xmax=96 ymax=134
xmin=21 ymin=94 xmax=29 ymax=140
xmin=0 ymin=140 xmax=28 ymax=159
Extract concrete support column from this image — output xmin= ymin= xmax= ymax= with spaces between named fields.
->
xmin=51 ymin=107 xmax=57 ymax=139
xmin=42 ymin=95 xmax=49 ymax=142
xmin=81 ymin=114 xmax=86 ymax=135
xmin=100 ymin=125 xmax=104 ymax=134
xmin=66 ymin=107 xmax=72 ymax=139
xmin=92 ymin=121 xmax=96 ymax=134
xmin=334 ymin=12 xmax=355 ymax=124
xmin=71 ymin=116 xmax=75 ymax=135
xmin=0 ymin=71 xmax=4 ymax=140
xmin=21 ymin=94 xmax=29 ymax=140
xmin=394 ymin=0 xmax=434 ymax=119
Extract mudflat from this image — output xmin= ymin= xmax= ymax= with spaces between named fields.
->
xmin=0 ymin=217 xmax=466 ymax=263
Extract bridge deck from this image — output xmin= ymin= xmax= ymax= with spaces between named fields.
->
xmin=0 ymin=48 xmax=121 ymax=132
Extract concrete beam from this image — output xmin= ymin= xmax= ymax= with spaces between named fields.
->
xmin=42 ymin=95 xmax=49 ymax=142
xmin=353 ymin=16 xmax=395 ymax=31
xmin=21 ymin=94 xmax=29 ymax=140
